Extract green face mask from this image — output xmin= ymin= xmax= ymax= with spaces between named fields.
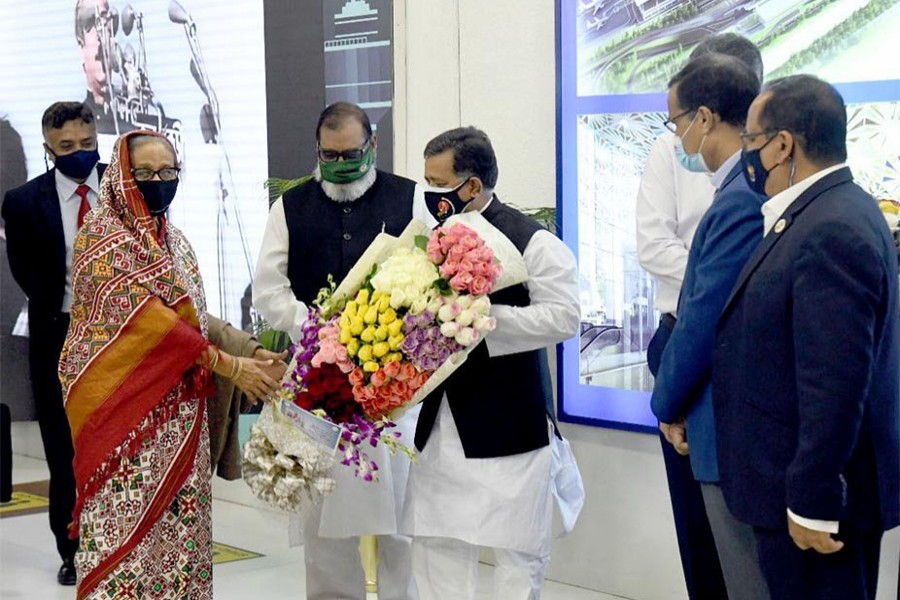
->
xmin=319 ymin=147 xmax=375 ymax=184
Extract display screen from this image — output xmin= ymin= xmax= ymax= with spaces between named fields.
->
xmin=557 ymin=0 xmax=900 ymax=431
xmin=0 ymin=0 xmax=269 ymax=330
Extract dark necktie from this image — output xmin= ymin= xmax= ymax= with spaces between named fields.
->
xmin=76 ymin=185 xmax=91 ymax=228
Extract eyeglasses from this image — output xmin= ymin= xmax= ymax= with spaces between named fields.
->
xmin=663 ymin=109 xmax=692 ymax=133
xmin=317 ymin=140 xmax=370 ymax=163
xmin=739 ymin=129 xmax=778 ymax=150
xmin=131 ymin=167 xmax=180 ymax=182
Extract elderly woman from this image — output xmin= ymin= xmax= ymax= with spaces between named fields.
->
xmin=59 ymin=130 xmax=279 ymax=599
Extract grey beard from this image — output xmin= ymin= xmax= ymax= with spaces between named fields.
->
xmin=313 ymin=164 xmax=377 ymax=203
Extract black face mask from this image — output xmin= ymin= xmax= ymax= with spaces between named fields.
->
xmin=136 ymin=180 xmax=179 ymax=215
xmin=423 ymin=178 xmax=472 ymax=223
xmin=50 ymin=148 xmax=100 ymax=180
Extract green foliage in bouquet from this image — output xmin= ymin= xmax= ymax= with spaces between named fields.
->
xmin=509 ymin=204 xmax=557 ymax=235
xmin=253 ymin=319 xmax=291 ymax=353
xmin=264 ymin=175 xmax=314 ymax=206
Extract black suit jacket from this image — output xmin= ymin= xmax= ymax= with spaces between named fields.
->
xmin=1 ymin=165 xmax=107 ymax=332
xmin=713 ymin=167 xmax=899 ymax=532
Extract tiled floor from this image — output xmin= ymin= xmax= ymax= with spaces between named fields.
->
xmin=1 ymin=454 xmax=625 ymax=600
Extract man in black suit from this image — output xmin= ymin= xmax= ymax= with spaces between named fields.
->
xmin=1 ymin=101 xmax=105 ymax=586
xmin=714 ymin=75 xmax=899 ymax=600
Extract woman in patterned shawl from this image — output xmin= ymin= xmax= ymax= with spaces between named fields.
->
xmin=59 ymin=130 xmax=279 ymax=599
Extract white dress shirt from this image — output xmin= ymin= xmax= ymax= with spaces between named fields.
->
xmin=636 ymin=132 xmax=715 ymax=315
xmin=57 ymin=168 xmax=99 ymax=312
xmin=762 ymin=163 xmax=846 ymax=236
xmin=709 ymin=150 xmax=742 ymax=191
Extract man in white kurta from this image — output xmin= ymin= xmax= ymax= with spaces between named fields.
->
xmin=253 ymin=102 xmax=419 ymax=600
xmin=401 ymin=127 xmax=580 ymax=600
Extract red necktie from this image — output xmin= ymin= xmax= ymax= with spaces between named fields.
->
xmin=76 ymin=185 xmax=91 ymax=228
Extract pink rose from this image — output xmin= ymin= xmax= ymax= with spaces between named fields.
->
xmin=396 ymin=362 xmax=417 ymax=381
xmin=470 ymin=275 xmax=489 ymax=295
xmin=349 ymin=368 xmax=366 ymax=386
xmin=450 ymin=271 xmax=474 ymax=292
xmin=383 ymin=361 xmax=401 ymax=378
xmin=370 ymin=369 xmax=388 ymax=387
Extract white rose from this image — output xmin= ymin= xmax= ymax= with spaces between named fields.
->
xmin=455 ymin=327 xmax=478 ymax=346
xmin=410 ymin=296 xmax=429 ymax=314
xmin=473 ymin=315 xmax=492 ymax=331
xmin=470 ymin=296 xmax=491 ymax=314
xmin=391 ymin=288 xmax=407 ymax=308
xmin=440 ymin=321 xmax=460 ymax=338
xmin=455 ymin=295 xmax=474 ymax=309
xmin=437 ymin=304 xmax=455 ymax=323
xmin=456 ymin=309 xmax=474 ymax=327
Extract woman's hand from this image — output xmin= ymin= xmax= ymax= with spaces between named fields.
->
xmin=228 ymin=355 xmax=283 ymax=404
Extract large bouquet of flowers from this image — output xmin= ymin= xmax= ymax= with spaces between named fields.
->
xmin=243 ymin=213 xmax=527 ymax=512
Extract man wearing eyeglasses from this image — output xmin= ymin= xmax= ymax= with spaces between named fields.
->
xmin=1 ymin=101 xmax=105 ymax=586
xmin=253 ymin=101 xmax=420 ymax=600
xmin=650 ymin=53 xmax=770 ymax=600
xmin=636 ymin=33 xmax=762 ymax=600
xmin=714 ymin=75 xmax=899 ymax=600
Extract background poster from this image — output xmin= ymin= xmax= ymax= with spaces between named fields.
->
xmin=559 ymin=0 xmax=900 ymax=430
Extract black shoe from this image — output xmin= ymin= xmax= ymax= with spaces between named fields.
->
xmin=57 ymin=558 xmax=76 ymax=586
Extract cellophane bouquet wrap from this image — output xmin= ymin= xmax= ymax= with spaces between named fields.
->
xmin=243 ymin=212 xmax=527 ymax=512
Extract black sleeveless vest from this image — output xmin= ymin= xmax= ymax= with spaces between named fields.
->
xmin=414 ymin=199 xmax=554 ymax=458
xmin=282 ymin=170 xmax=416 ymax=304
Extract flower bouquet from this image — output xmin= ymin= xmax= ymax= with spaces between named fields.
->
xmin=243 ymin=212 xmax=527 ymax=512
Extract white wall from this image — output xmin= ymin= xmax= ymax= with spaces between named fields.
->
xmin=392 ymin=2 xmax=900 ymax=600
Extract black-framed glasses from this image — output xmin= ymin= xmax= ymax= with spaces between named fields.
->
xmin=317 ymin=140 xmax=370 ymax=163
xmin=131 ymin=167 xmax=180 ymax=182
xmin=663 ymin=109 xmax=692 ymax=133
xmin=739 ymin=129 xmax=778 ymax=150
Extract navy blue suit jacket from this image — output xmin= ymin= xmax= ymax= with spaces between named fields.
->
xmin=1 ymin=165 xmax=106 ymax=327
xmin=651 ymin=160 xmax=765 ymax=482
xmin=713 ymin=167 xmax=900 ymax=531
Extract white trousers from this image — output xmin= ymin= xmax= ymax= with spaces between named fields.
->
xmin=303 ymin=506 xmax=418 ymax=600
xmin=411 ymin=537 xmax=550 ymax=600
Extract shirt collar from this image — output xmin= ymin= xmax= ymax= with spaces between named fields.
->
xmin=55 ymin=167 xmax=100 ymax=201
xmin=762 ymin=163 xmax=846 ymax=236
xmin=710 ymin=150 xmax=742 ymax=190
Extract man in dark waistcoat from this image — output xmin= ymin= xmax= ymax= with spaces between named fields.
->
xmin=253 ymin=102 xmax=419 ymax=600
xmin=399 ymin=127 xmax=580 ymax=599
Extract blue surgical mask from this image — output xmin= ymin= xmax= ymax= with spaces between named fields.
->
xmin=49 ymin=148 xmax=100 ymax=180
xmin=423 ymin=178 xmax=472 ymax=223
xmin=673 ymin=114 xmax=709 ymax=173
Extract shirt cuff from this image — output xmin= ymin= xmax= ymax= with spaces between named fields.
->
xmin=787 ymin=508 xmax=839 ymax=534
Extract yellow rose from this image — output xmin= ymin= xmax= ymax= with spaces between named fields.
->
xmin=372 ymin=342 xmax=390 ymax=358
xmin=374 ymin=325 xmax=389 ymax=341
xmin=363 ymin=361 xmax=379 ymax=372
xmin=386 ymin=352 xmax=403 ymax=363
xmin=360 ymin=326 xmax=376 ymax=343
xmin=347 ymin=338 xmax=360 ymax=357
xmin=339 ymin=327 xmax=352 ymax=344
xmin=344 ymin=301 xmax=358 ymax=318
xmin=378 ymin=294 xmax=391 ymax=312
xmin=388 ymin=334 xmax=404 ymax=350
xmin=350 ymin=317 xmax=365 ymax=336
xmin=387 ymin=320 xmax=403 ymax=337
xmin=356 ymin=289 xmax=370 ymax=306
xmin=378 ymin=308 xmax=397 ymax=325
xmin=364 ymin=306 xmax=379 ymax=325
xmin=358 ymin=344 xmax=374 ymax=362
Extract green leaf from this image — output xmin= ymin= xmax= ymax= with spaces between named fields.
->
xmin=264 ymin=175 xmax=314 ymax=206
xmin=414 ymin=235 xmax=429 ymax=251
